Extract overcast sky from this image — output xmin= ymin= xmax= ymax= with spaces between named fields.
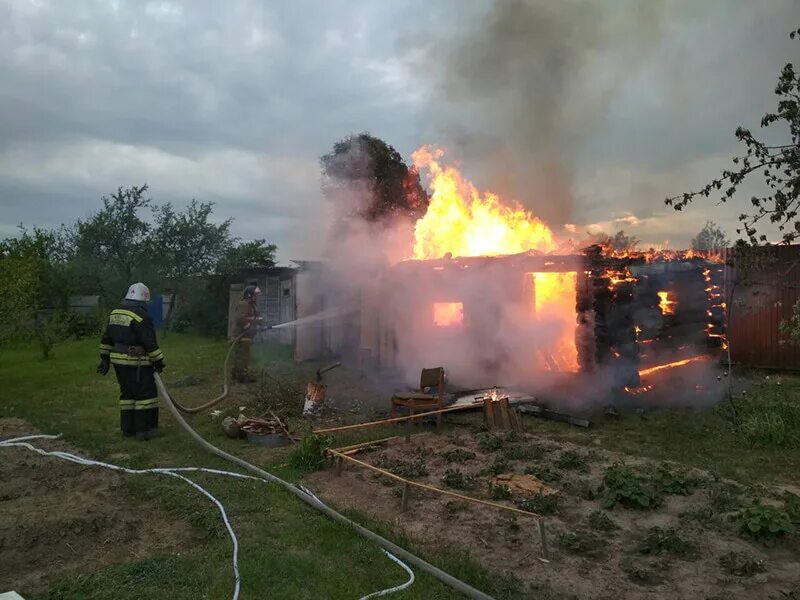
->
xmin=0 ymin=0 xmax=797 ymax=262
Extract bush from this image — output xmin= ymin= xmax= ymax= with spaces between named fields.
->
xmin=555 ymin=450 xmax=589 ymax=472
xmin=375 ymin=455 xmax=428 ymax=479
xmin=601 ymin=465 xmax=661 ymax=510
xmin=736 ymin=503 xmax=795 ymax=542
xmin=482 ymin=455 xmax=511 ymax=476
xmin=620 ymin=556 xmax=662 ymax=585
xmin=558 ymin=530 xmax=604 ymax=556
xmin=586 ymin=510 xmax=619 ymax=532
xmin=502 ymin=443 xmax=545 ymax=461
xmin=289 ymin=434 xmax=332 ymax=472
xmin=636 ymin=527 xmax=695 ymax=558
xmin=441 ymin=468 xmax=475 ymax=490
xmin=708 ymin=481 xmax=746 ymax=513
xmin=784 ymin=491 xmax=800 ymax=524
xmin=516 ymin=492 xmax=560 ymax=515
xmin=719 ymin=551 xmax=767 ymax=577
xmin=441 ymin=449 xmax=476 ymax=463
xmin=488 ymin=483 xmax=513 ymax=501
xmin=524 ymin=464 xmax=562 ymax=483
xmin=477 ymin=432 xmax=505 ymax=452
xmin=648 ymin=464 xmax=699 ymax=496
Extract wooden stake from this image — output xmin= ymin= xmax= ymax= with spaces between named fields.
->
xmin=483 ymin=398 xmax=496 ymax=430
xmin=336 ymin=456 xmax=342 ymax=476
xmin=499 ymin=398 xmax=512 ymax=430
xmin=537 ymin=519 xmax=549 ymax=560
xmin=401 ymin=482 xmax=410 ymax=512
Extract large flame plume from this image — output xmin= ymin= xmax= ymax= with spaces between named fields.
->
xmin=411 ymin=146 xmax=557 ymax=260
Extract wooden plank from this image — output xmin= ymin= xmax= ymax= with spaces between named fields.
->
xmin=333 ymin=436 xmax=399 ymax=454
xmin=329 ymin=449 xmax=543 ymax=520
xmin=483 ymin=398 xmax=496 ymax=430
xmin=313 ymin=403 xmax=480 ymax=435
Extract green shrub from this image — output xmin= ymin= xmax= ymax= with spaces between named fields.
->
xmin=442 ymin=468 xmax=476 ymax=490
xmin=586 ymin=510 xmax=619 ymax=532
xmin=483 ymin=455 xmax=511 ymax=476
xmin=555 ymin=450 xmax=589 ymax=472
xmin=375 ymin=455 xmax=429 ymax=479
xmin=488 ymin=483 xmax=513 ymax=501
xmin=562 ymin=479 xmax=598 ymax=501
xmin=441 ymin=448 xmax=476 ymax=463
xmin=524 ymin=464 xmax=562 ymax=483
xmin=502 ymin=443 xmax=545 ymax=461
xmin=783 ymin=491 xmax=800 ymax=524
xmin=719 ymin=551 xmax=767 ymax=577
xmin=648 ymin=464 xmax=699 ymax=496
xmin=477 ymin=432 xmax=505 ymax=452
xmin=558 ymin=529 xmax=604 ymax=556
xmin=289 ymin=434 xmax=332 ymax=471
xmin=516 ymin=492 xmax=560 ymax=515
xmin=708 ymin=481 xmax=746 ymax=513
xmin=736 ymin=503 xmax=795 ymax=542
xmin=636 ymin=527 xmax=695 ymax=558
xmin=602 ymin=465 xmax=661 ymax=510
xmin=619 ymin=556 xmax=662 ymax=584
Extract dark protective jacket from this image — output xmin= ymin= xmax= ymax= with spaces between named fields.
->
xmin=99 ymin=301 xmax=164 ymax=367
xmin=234 ymin=299 xmax=259 ymax=338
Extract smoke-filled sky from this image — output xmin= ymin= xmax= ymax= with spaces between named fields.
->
xmin=0 ymin=0 xmax=797 ymax=261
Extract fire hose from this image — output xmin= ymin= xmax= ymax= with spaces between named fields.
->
xmin=168 ymin=323 xmax=271 ymax=414
xmin=154 ymin=371 xmax=496 ymax=600
xmin=0 ymin=435 xmax=414 ymax=600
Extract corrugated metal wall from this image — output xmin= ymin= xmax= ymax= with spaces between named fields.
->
xmin=727 ymin=245 xmax=800 ymax=369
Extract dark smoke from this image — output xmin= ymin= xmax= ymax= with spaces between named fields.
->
xmin=412 ymin=0 xmax=669 ymax=225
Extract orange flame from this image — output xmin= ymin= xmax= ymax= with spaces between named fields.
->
xmin=657 ymin=291 xmax=676 ymax=315
xmin=638 ymin=355 xmax=708 ymax=377
xmin=531 ymin=272 xmax=579 ymax=372
xmin=433 ymin=302 xmax=464 ymax=327
xmin=411 ymin=146 xmax=556 ymax=260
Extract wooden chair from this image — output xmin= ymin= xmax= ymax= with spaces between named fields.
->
xmin=390 ymin=367 xmax=445 ymax=429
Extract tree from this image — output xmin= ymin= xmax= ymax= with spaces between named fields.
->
xmin=70 ymin=185 xmax=153 ymax=300
xmin=666 ymin=29 xmax=800 ymax=245
xmin=216 ymin=240 xmax=277 ymax=275
xmin=149 ymin=200 xmax=233 ymax=328
xmin=691 ymin=221 xmax=730 ymax=251
xmin=320 ymin=133 xmax=429 ymax=223
xmin=586 ymin=230 xmax=640 ymax=252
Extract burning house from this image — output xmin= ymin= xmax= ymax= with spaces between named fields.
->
xmin=296 ymin=147 xmax=729 ymax=403
xmin=349 ymin=246 xmax=728 ymax=401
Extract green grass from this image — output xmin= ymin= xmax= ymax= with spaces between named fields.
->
xmin=516 ymin=393 xmax=800 ymax=486
xmin=0 ymin=335 xmax=525 ymax=600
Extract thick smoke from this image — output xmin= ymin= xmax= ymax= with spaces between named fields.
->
xmin=411 ymin=0 xmax=670 ymax=225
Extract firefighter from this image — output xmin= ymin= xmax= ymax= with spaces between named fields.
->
xmin=97 ymin=282 xmax=165 ymax=440
xmin=231 ymin=284 xmax=262 ymax=383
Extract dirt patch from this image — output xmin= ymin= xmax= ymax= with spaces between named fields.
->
xmin=305 ymin=429 xmax=800 ymax=599
xmin=0 ymin=418 xmax=198 ymax=596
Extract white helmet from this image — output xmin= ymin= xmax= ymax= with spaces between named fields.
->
xmin=125 ymin=282 xmax=151 ymax=302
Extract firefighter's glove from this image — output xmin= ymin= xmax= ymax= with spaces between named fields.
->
xmin=153 ymin=360 xmax=166 ymax=373
xmin=96 ymin=359 xmax=110 ymax=376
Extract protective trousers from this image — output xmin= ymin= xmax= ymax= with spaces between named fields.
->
xmin=113 ymin=364 xmax=159 ymax=436
xmin=231 ymin=337 xmax=252 ymax=381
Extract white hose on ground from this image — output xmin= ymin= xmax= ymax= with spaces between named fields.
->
xmin=155 ymin=373 xmax=496 ymax=600
xmin=359 ymin=550 xmax=416 ymax=600
xmin=0 ymin=435 xmax=417 ymax=600
xmin=0 ymin=434 xmax=243 ymax=600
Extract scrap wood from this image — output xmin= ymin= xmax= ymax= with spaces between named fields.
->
xmin=494 ymin=473 xmax=556 ymax=496
xmin=267 ymin=408 xmax=297 ymax=443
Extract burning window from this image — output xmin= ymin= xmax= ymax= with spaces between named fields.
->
xmin=529 ymin=272 xmax=579 ymax=372
xmin=657 ymin=291 xmax=676 ymax=315
xmin=433 ymin=302 xmax=464 ymax=327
